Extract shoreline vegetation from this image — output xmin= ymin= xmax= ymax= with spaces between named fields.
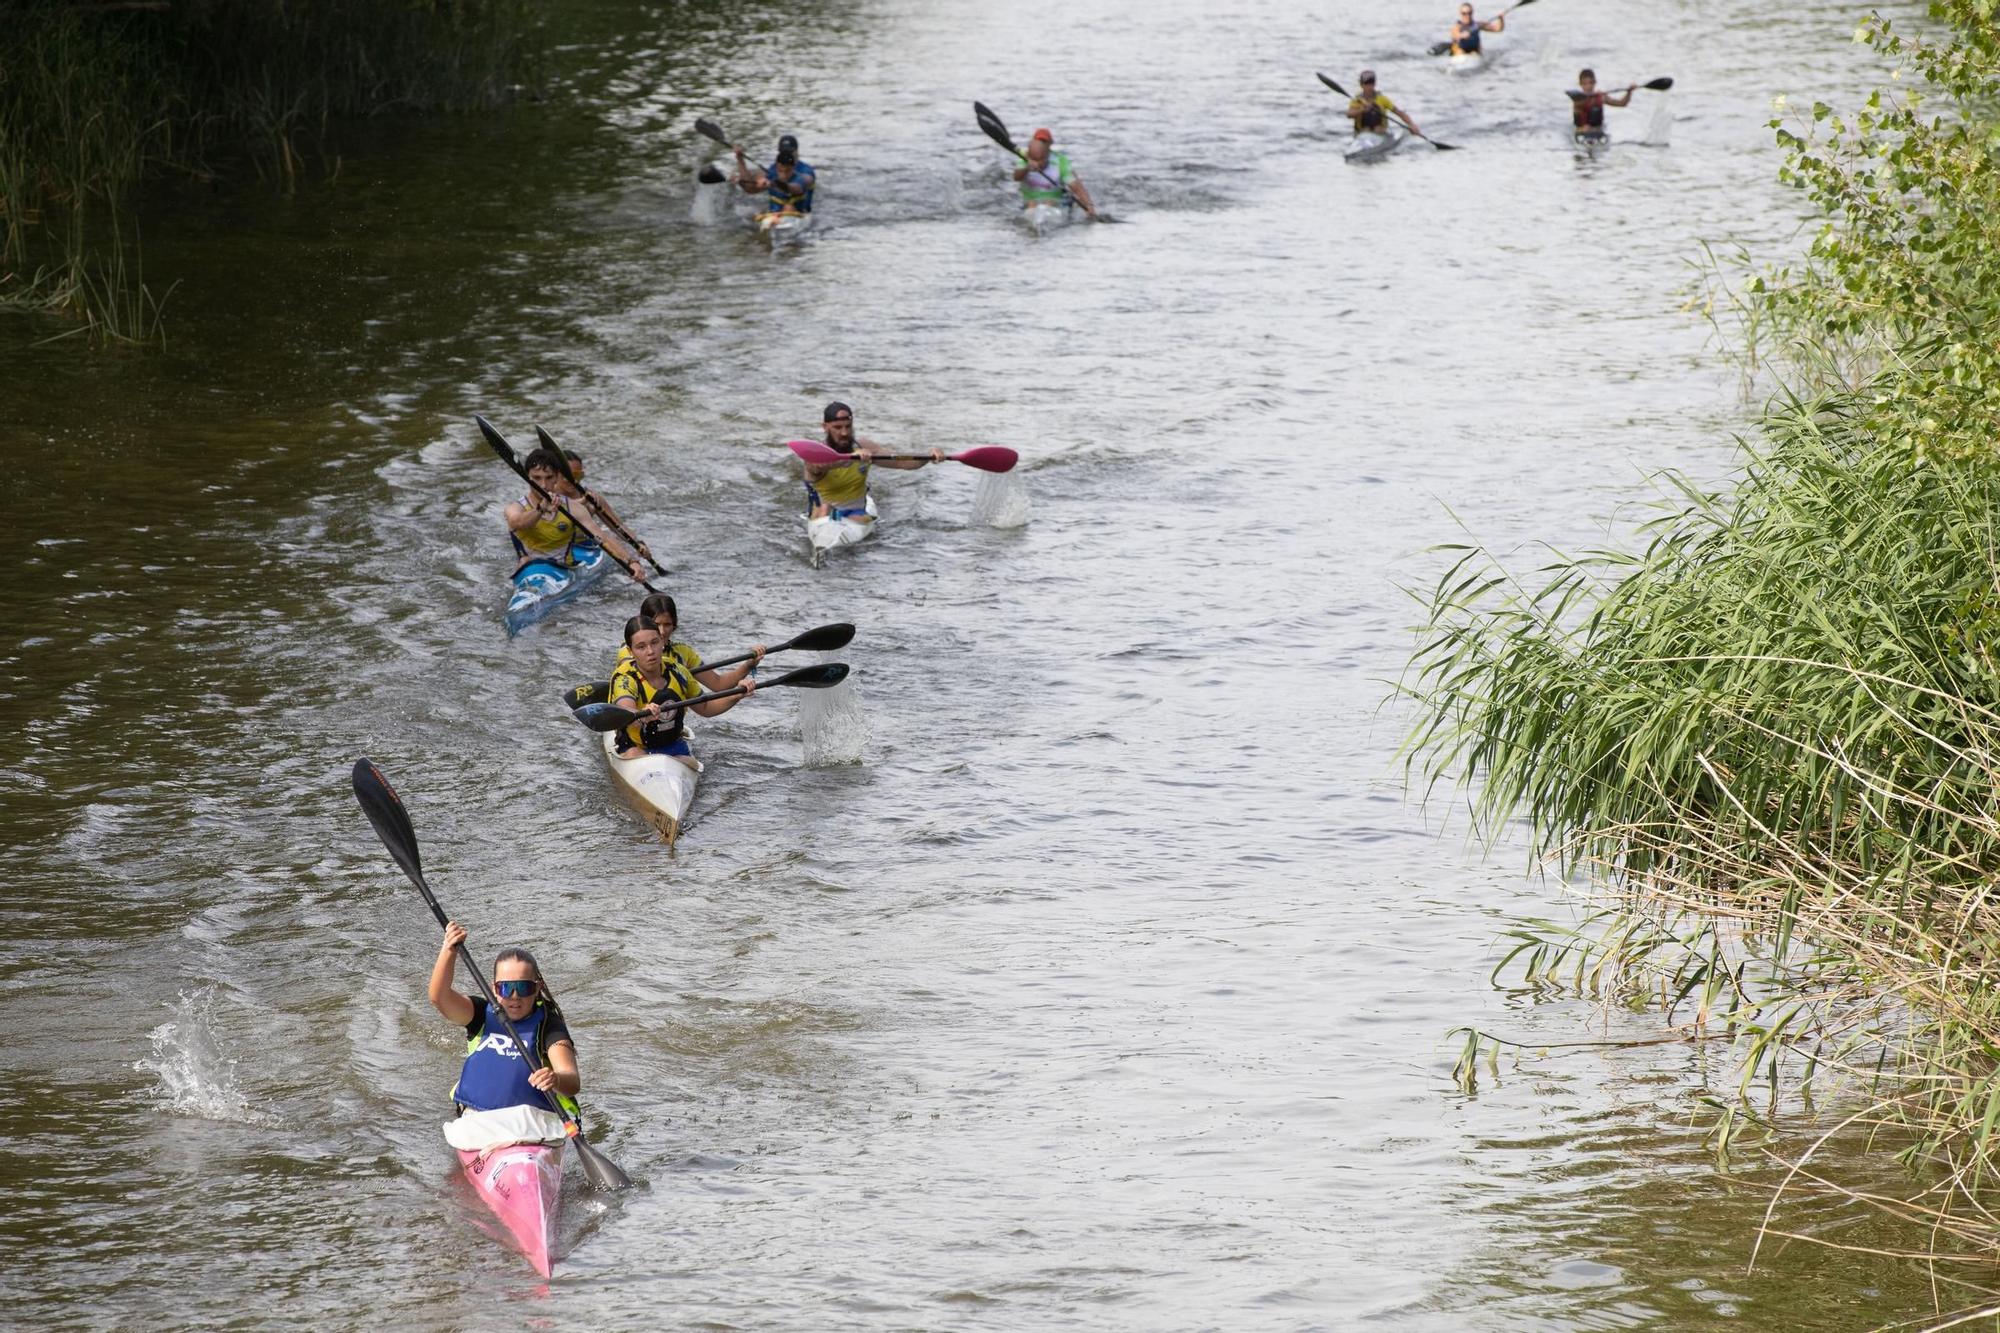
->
xmin=0 ymin=0 xmax=540 ymax=345
xmin=1402 ymin=0 xmax=2000 ymax=1319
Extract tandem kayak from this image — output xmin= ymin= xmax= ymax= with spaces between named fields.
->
xmin=757 ymin=209 xmax=814 ymax=244
xmin=505 ymin=545 xmax=613 ymax=637
xmin=1343 ymin=130 xmax=1405 ymax=163
xmin=600 ymin=729 xmax=702 ymax=845
xmin=805 ymin=494 xmax=877 ymax=566
xmin=1022 ymin=199 xmax=1074 ymax=234
xmin=458 ymin=1139 xmax=562 ymax=1277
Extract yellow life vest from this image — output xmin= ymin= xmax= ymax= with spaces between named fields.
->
xmin=609 ymin=653 xmax=701 ymax=749
xmin=517 ymin=496 xmax=580 ymax=557
xmin=810 ymin=456 xmax=870 ymax=510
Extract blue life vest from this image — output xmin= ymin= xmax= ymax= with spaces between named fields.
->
xmin=766 ymin=160 xmax=816 ymax=214
xmin=452 ymin=999 xmax=575 ymax=1116
xmin=1452 ymin=19 xmax=1482 ymax=52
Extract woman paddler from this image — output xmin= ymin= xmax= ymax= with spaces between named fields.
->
xmin=614 ymin=593 xmax=766 ymax=693
xmin=609 ymin=615 xmax=756 ymax=769
xmin=430 ymin=921 xmax=579 ymax=1149
xmin=503 ymin=446 xmax=646 ymax=584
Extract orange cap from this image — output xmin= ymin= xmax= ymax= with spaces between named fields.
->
xmin=1031 ymin=128 xmax=1054 ymax=143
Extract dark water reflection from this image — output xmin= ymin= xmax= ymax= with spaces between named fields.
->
xmin=0 ymin=0 xmax=1952 ymax=1327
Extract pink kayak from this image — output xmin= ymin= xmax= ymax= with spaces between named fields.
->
xmin=458 ymin=1142 xmax=562 ymax=1277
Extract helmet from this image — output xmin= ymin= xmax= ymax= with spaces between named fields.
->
xmin=776 ymin=134 xmax=799 ymax=163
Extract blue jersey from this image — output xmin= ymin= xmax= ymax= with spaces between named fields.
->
xmin=766 ymin=159 xmax=816 ymax=214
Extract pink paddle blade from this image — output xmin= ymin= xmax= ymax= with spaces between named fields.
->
xmin=950 ymin=446 xmax=1019 ymax=473
xmin=786 ymin=438 xmax=845 ymax=466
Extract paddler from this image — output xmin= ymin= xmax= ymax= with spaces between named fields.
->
xmin=1569 ymin=69 xmax=1636 ymax=139
xmin=1347 ymin=71 xmax=1424 ymax=140
xmin=430 ymin=922 xmax=579 ymax=1131
xmin=503 ymin=446 xmax=646 ymax=583
xmin=609 ymin=615 xmax=756 ymax=768
xmin=1447 ymin=3 xmax=1505 ymax=55
xmin=803 ymin=401 xmax=944 ymax=523
xmin=733 ymin=133 xmax=816 ymax=218
xmin=614 ymin=592 xmax=766 ymax=694
xmin=1013 ymin=127 xmax=1100 ymax=221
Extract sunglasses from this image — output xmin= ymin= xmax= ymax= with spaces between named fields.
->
xmin=494 ymin=979 xmax=538 ymax=999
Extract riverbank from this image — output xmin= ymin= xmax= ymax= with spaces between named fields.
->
xmin=1405 ymin=2 xmax=2000 ymax=1318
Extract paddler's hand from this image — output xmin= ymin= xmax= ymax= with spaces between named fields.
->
xmin=627 ymin=559 xmax=647 ymax=582
xmin=527 ymin=1067 xmax=558 ymax=1093
xmin=441 ymin=921 xmax=466 ymax=955
xmin=749 ymin=645 xmax=767 ymax=668
xmin=928 ymin=448 xmax=945 ymax=463
xmin=739 ymin=678 xmax=756 ymax=697
xmin=856 ymin=447 xmax=876 ymax=461
xmin=636 ymin=702 xmax=663 ymax=723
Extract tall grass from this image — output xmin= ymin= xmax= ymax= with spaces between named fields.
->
xmin=0 ymin=0 xmax=540 ymax=341
xmin=1401 ymin=2 xmax=2000 ymax=1316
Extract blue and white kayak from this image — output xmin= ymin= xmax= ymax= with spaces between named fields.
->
xmin=505 ymin=544 xmax=612 ymax=637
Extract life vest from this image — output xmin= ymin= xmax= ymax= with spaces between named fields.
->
xmin=1573 ymin=92 xmax=1608 ymax=129
xmin=806 ymin=449 xmax=870 ymax=512
xmin=452 ymin=998 xmax=579 ymax=1119
xmin=1351 ymin=93 xmax=1395 ymax=132
xmin=1020 ymin=151 xmax=1073 ymax=205
xmin=612 ymin=641 xmax=704 ymax=676
xmin=609 ymin=653 xmax=701 ymax=751
xmin=512 ymin=494 xmax=595 ymax=563
xmin=766 ymin=160 xmax=816 ymax=214
xmin=1451 ymin=19 xmax=1482 ymax=53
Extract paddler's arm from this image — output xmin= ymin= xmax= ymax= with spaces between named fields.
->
xmin=504 ymin=494 xmax=556 ymax=533
xmin=733 ymin=146 xmax=765 ymax=194
xmin=1066 ymin=175 xmax=1100 ymax=220
xmin=859 ymin=443 xmax=944 ymax=471
xmin=695 ymin=646 xmax=764 ymax=692
xmin=1608 ymin=85 xmax=1636 ymax=107
xmin=1483 ymin=14 xmax=1504 ymax=31
xmin=527 ymin=1039 xmax=579 ymax=1096
xmin=429 ymin=922 xmax=477 ymax=1026
xmin=677 ymin=676 xmax=755 ymax=718
xmin=562 ymin=502 xmax=645 ymax=583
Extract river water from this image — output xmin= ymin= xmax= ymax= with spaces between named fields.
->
xmin=0 ymin=0 xmax=1938 ymax=1327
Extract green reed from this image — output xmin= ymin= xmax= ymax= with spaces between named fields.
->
xmin=1403 ymin=2 xmax=2000 ymax=1310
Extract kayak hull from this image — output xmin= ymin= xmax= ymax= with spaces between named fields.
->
xmin=757 ymin=209 xmax=814 ymax=243
xmin=459 ymin=1142 xmax=562 ymax=1278
xmin=1343 ymin=130 xmax=1404 ymax=163
xmin=1447 ymin=49 xmax=1486 ymax=74
xmin=1573 ymin=129 xmax=1610 ymax=150
xmin=805 ymin=494 xmax=877 ymax=565
xmin=1023 ymin=199 xmax=1073 ymax=234
xmin=506 ymin=545 xmax=612 ymax=637
xmin=601 ymin=728 xmax=702 ymax=845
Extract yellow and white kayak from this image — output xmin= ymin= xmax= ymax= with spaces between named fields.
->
xmin=805 ymin=494 xmax=877 ymax=566
xmin=599 ymin=730 xmax=702 ymax=845
xmin=757 ymin=209 xmax=814 ymax=243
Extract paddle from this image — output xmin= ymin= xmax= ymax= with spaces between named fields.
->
xmin=1428 ymin=0 xmax=1536 ymax=55
xmin=533 ymin=425 xmax=670 ymax=579
xmin=971 ymin=101 xmax=1118 ymax=222
xmin=476 ymin=414 xmax=657 ymax=592
xmin=561 ymin=623 xmax=858 ymax=711
xmin=1317 ymin=74 xmax=1459 ymax=150
xmin=786 ymin=438 xmax=1019 ymax=474
xmin=349 ymin=759 xmax=633 ymax=1193
xmin=1320 ymin=73 xmax=1464 ymax=150
xmin=577 ymin=663 xmax=852 ymax=733
xmin=697 ymin=165 xmax=727 ymax=185
xmin=695 ymin=117 xmax=733 ymax=149
xmin=1566 ymin=77 xmax=1675 ymax=100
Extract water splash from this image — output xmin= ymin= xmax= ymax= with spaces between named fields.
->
xmin=798 ymin=650 xmax=867 ymax=766
xmin=969 ymin=470 xmax=1031 ymax=529
xmin=135 ymin=987 xmax=276 ymax=1124
xmin=1644 ymin=94 xmax=1674 ymax=147
xmin=689 ymin=168 xmax=732 ymax=226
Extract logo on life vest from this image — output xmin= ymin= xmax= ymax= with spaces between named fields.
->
xmin=473 ymin=1032 xmax=521 ymax=1059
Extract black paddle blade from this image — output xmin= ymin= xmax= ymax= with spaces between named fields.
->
xmin=474 ymin=414 xmax=527 ymax=478
xmin=697 ymin=165 xmax=727 ymax=185
xmin=784 ymin=622 xmax=856 ymax=653
xmin=564 ymin=681 xmax=612 ymax=710
xmin=768 ymin=663 xmax=850 ymax=689
xmin=534 ymin=425 xmax=584 ymax=490
xmin=572 ymin=1134 xmax=634 ymax=1191
xmin=1429 ymin=140 xmax=1461 ymax=151
xmin=1427 ymin=40 xmax=1451 ymax=56
xmin=1644 ymin=77 xmax=1674 ymax=91
xmin=972 ymin=101 xmax=1018 ymax=154
xmin=1316 ymin=72 xmax=1350 ymax=97
xmin=575 ymin=702 xmax=640 ymax=733
xmin=351 ymin=759 xmax=446 ymax=924
xmin=694 ymin=117 xmax=730 ymax=146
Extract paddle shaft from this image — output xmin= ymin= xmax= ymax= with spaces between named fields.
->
xmin=702 ymin=623 xmax=854 ymax=673
xmin=535 ymin=426 xmax=669 ymax=577
xmin=1318 ymin=74 xmax=1456 ymax=150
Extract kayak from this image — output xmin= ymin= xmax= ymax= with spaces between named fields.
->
xmin=1573 ymin=129 xmax=1610 ymax=151
xmin=757 ymin=209 xmax=813 ymax=243
xmin=1447 ymin=49 xmax=1486 ymax=74
xmin=600 ymin=729 xmax=702 ymax=845
xmin=505 ymin=544 xmax=612 ymax=637
xmin=459 ymin=1141 xmax=562 ymax=1278
xmin=805 ymin=494 xmax=877 ymax=566
xmin=1023 ymin=199 xmax=1073 ymax=234
xmin=1343 ymin=130 xmax=1405 ymax=163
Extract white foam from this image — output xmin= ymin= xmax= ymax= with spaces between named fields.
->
xmin=134 ymin=988 xmax=277 ymax=1125
xmin=969 ymin=470 xmax=1031 ymax=529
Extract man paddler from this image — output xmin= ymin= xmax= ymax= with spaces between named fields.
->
xmin=802 ymin=401 xmax=943 ymax=523
xmin=733 ymin=134 xmax=816 ymax=217
xmin=1447 ymin=3 xmax=1505 ymax=55
xmin=503 ymin=446 xmax=646 ymax=583
xmin=1013 ymin=127 xmax=1099 ymax=221
xmin=1347 ymin=71 xmax=1423 ymax=139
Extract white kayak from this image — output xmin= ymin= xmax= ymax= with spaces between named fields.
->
xmin=1022 ymin=199 xmax=1073 ymax=234
xmin=1572 ymin=129 xmax=1610 ymax=152
xmin=600 ymin=730 xmax=702 ymax=845
xmin=1343 ymin=130 xmax=1405 ymax=163
xmin=757 ymin=209 xmax=814 ymax=244
xmin=1447 ymin=49 xmax=1487 ymax=75
xmin=805 ymin=494 xmax=877 ymax=566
